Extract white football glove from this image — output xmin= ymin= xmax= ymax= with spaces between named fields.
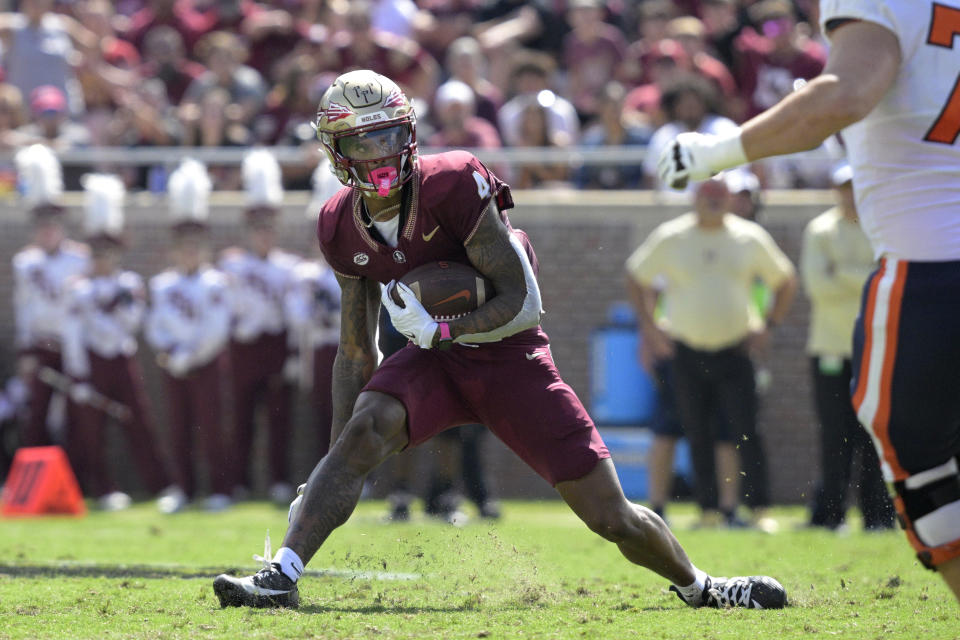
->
xmin=381 ymin=281 xmax=438 ymax=349
xmin=288 ymin=483 xmax=306 ymax=523
xmin=657 ymin=130 xmax=747 ymax=190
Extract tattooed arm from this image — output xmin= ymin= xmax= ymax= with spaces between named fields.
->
xmin=329 ymin=273 xmax=381 ymax=446
xmin=445 ymin=201 xmax=542 ymax=344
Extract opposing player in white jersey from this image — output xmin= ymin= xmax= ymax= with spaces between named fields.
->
xmin=145 ymin=159 xmax=233 ymax=512
xmin=219 ymin=149 xmax=300 ymax=503
xmin=62 ymin=174 xmax=180 ymax=512
xmin=11 ymin=144 xmax=89 ymax=447
xmin=657 ymin=0 xmax=960 ymax=601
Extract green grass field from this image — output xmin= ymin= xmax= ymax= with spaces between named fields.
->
xmin=1 ymin=501 xmax=957 ymax=639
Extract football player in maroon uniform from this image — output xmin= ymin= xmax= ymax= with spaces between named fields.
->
xmin=214 ymin=70 xmax=787 ymax=611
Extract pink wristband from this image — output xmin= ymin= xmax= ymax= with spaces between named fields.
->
xmin=437 ymin=322 xmax=452 ymax=350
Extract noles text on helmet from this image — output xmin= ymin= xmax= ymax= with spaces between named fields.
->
xmin=314 ymin=70 xmax=418 ymax=199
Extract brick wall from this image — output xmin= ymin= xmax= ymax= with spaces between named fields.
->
xmin=0 ymin=190 xmax=838 ymax=504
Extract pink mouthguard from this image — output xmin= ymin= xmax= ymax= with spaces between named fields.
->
xmin=370 ymin=167 xmax=398 ymax=196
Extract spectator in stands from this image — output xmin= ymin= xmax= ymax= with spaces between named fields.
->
xmin=642 ymin=74 xmax=735 ymax=189
xmin=700 ymin=0 xmax=744 ymax=72
xmin=326 ymin=1 xmax=439 ymax=105
xmin=71 ymin=2 xmax=141 ymax=146
xmin=473 ymin=0 xmax=570 ymax=61
xmin=107 ymin=80 xmax=182 ymax=189
xmin=562 ymin=0 xmax=628 ymax=123
xmin=510 ymin=96 xmax=572 ymax=189
xmin=0 ymin=0 xmax=98 ymax=117
xmin=801 ymin=163 xmax=895 ymax=532
xmin=181 ymin=30 xmax=267 ymax=128
xmin=444 ymin=36 xmax=503 ymax=132
xmin=139 ymin=26 xmax=207 ymax=105
xmin=426 ymin=79 xmax=502 ymax=150
xmin=619 ymin=0 xmax=678 ymax=87
xmin=367 ymin=0 xmax=430 ymax=41
xmin=122 ymin=0 xmax=210 ymax=54
xmin=0 ymin=83 xmax=27 ymax=193
xmin=626 ymin=177 xmax=797 ymax=528
xmin=574 ymin=81 xmax=651 ymax=190
xmin=0 ymin=83 xmax=29 ymax=150
xmin=179 ymin=87 xmax=246 ymax=188
xmin=256 ymin=54 xmax=321 ymax=146
xmin=203 ymin=0 xmax=307 ymax=77
xmin=17 ymin=86 xmax=91 ymax=193
xmin=413 ymin=0 xmax=478 ymax=63
xmin=724 ymin=168 xmax=763 ymax=222
xmin=498 ymin=50 xmax=579 ymax=149
xmin=666 ymin=16 xmax=741 ymax=121
xmin=733 ymin=0 xmax=825 ymax=119
xmin=79 ymin=0 xmax=141 ymax=70
xmin=622 ymin=39 xmax=689 ymax=128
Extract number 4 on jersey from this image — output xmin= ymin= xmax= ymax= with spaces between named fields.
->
xmin=925 ymin=3 xmax=960 ymax=144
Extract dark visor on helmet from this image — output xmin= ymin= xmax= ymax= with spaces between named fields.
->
xmin=336 ymin=125 xmax=409 ymax=162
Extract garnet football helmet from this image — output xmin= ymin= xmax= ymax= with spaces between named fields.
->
xmin=314 ymin=69 xmax=417 ymax=198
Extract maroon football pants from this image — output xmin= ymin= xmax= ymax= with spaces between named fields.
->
xmin=229 ymin=333 xmax=291 ymax=490
xmin=163 ymin=356 xmax=231 ymax=497
xmin=68 ymin=352 xmax=171 ymax=498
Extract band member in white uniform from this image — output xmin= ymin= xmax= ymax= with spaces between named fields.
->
xmin=145 ymin=159 xmax=233 ymax=512
xmin=12 ymin=144 xmax=89 ymax=447
xmin=219 ymin=149 xmax=300 ymax=503
xmin=62 ymin=173 xmax=179 ymax=511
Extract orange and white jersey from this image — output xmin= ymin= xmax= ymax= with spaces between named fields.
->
xmin=12 ymin=241 xmax=90 ymax=351
xmin=820 ymin=0 xmax=960 ymax=260
xmin=62 ymin=271 xmax=146 ymax=379
xmin=145 ymin=266 xmax=231 ymax=371
xmin=219 ymin=248 xmax=300 ymax=342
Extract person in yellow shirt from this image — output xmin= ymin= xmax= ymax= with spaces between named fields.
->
xmin=626 ymin=176 xmax=797 ymax=524
xmin=801 ymin=163 xmax=893 ymax=531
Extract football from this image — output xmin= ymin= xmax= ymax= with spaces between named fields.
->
xmin=389 ymin=261 xmax=494 ymax=321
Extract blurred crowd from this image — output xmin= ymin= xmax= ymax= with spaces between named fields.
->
xmin=0 ymin=0 xmax=831 ymax=193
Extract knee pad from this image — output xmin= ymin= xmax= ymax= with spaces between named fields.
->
xmin=893 ymin=456 xmax=960 ymax=570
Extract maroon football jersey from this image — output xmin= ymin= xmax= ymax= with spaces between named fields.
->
xmin=317 ymin=150 xmax=538 ymax=284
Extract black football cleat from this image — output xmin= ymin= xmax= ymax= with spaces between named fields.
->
xmin=213 ymin=563 xmax=299 ymax=609
xmin=671 ymin=575 xmax=786 ymax=609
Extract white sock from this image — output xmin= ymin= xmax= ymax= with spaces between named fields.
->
xmin=673 ymin=567 xmax=709 ymax=604
xmin=273 ymin=547 xmax=304 ymax=583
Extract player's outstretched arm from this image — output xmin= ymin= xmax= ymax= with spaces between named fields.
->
xmin=453 ymin=202 xmax=542 ymax=344
xmin=658 ymin=21 xmax=900 ymax=188
xmin=740 ymin=20 xmax=901 ymax=161
xmin=329 ymin=274 xmax=380 ymax=446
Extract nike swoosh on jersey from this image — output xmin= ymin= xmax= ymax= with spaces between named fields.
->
xmin=435 ymin=289 xmax=470 ymax=305
xmin=525 ymin=350 xmax=549 ymax=360
xmin=422 ymin=225 xmax=440 ymax=242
